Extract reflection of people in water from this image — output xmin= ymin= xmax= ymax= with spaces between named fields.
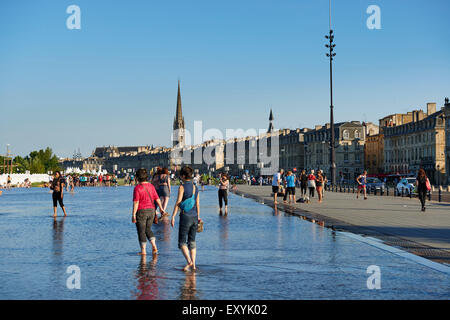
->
xmin=179 ymin=271 xmax=198 ymax=300
xmin=219 ymin=215 xmax=229 ymax=243
xmin=52 ymin=216 xmax=65 ymax=257
xmin=135 ymin=255 xmax=159 ymax=300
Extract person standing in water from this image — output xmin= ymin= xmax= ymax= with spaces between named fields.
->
xmin=356 ymin=170 xmax=368 ymax=200
xmin=171 ymin=166 xmax=200 ymax=272
xmin=416 ymin=168 xmax=430 ymax=212
xmin=50 ymin=171 xmax=67 ymax=217
xmin=132 ymin=168 xmax=167 ymax=256
xmin=218 ymin=173 xmax=229 ymax=215
xmin=158 ymin=168 xmax=171 ymax=218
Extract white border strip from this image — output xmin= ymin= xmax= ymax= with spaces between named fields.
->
xmin=338 ymin=231 xmax=450 ymax=274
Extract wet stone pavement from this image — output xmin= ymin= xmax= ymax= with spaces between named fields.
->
xmin=0 ymin=186 xmax=449 ymax=299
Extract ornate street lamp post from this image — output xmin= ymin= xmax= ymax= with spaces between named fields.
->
xmin=325 ymin=1 xmax=337 ymax=187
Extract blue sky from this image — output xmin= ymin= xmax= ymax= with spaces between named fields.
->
xmin=1 ymin=0 xmax=449 ymax=158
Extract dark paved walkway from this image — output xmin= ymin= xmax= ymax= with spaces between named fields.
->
xmin=233 ymin=185 xmax=450 ymax=265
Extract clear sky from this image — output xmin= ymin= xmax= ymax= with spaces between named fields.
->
xmin=1 ymin=0 xmax=449 ymax=158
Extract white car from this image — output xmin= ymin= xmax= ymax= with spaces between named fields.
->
xmin=396 ymin=178 xmax=416 ymax=195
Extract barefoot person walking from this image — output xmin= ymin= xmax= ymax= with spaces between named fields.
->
xmin=50 ymin=171 xmax=67 ymax=217
xmin=416 ymin=168 xmax=431 ymax=212
xmin=218 ymin=173 xmax=229 ymax=215
xmin=158 ymin=168 xmax=171 ymax=218
xmin=356 ymin=170 xmax=368 ymax=200
xmin=132 ymin=168 xmax=167 ymax=256
xmin=171 ymin=166 xmax=201 ymax=272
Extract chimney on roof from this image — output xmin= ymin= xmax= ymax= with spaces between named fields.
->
xmin=427 ymin=103 xmax=436 ymax=116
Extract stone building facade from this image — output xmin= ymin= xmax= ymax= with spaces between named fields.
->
xmin=363 ymin=123 xmax=382 ymax=174
xmin=444 ymin=98 xmax=450 ymax=185
xmin=304 ymin=121 xmax=372 ymax=181
xmin=383 ymin=103 xmax=446 ymax=184
xmin=279 ymin=128 xmax=308 ymax=173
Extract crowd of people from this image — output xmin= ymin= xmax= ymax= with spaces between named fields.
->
xmin=268 ymin=167 xmax=432 ymax=211
xmin=270 ymin=169 xmax=328 ymax=204
xmin=0 ymin=175 xmax=32 ymax=189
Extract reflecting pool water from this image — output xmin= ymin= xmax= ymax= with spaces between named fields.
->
xmin=0 ymin=186 xmax=448 ymax=299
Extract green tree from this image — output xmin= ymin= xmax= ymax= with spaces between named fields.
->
xmin=10 ymin=147 xmax=61 ymax=174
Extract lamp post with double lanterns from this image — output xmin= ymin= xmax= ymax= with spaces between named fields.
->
xmin=325 ymin=11 xmax=337 ymax=187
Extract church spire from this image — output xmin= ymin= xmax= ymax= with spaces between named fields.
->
xmin=268 ymin=108 xmax=274 ymax=133
xmin=174 ymin=80 xmax=183 ymax=127
xmin=173 ymin=80 xmax=185 ymax=147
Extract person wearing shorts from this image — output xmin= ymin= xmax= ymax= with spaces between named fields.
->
xmin=272 ymin=169 xmax=283 ymax=204
xmin=50 ymin=171 xmax=67 ymax=217
xmin=356 ymin=170 xmax=368 ymax=200
xmin=283 ymin=171 xmax=296 ymax=204
xmin=158 ymin=168 xmax=171 ymax=218
xmin=171 ymin=166 xmax=201 ymax=272
xmin=316 ymin=170 xmax=324 ymax=203
xmin=218 ymin=173 xmax=229 ymax=215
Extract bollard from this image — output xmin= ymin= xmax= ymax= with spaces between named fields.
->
xmin=374 ymin=188 xmax=377 ymax=196
xmin=439 ymin=187 xmax=442 ymax=203
xmin=401 ymin=187 xmax=404 ymax=197
xmin=386 ymin=186 xmax=389 ymax=196
xmin=409 ymin=189 xmax=412 ymax=199
xmin=339 ymin=185 xmax=342 ymax=192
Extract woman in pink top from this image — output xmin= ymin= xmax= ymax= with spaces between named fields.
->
xmin=132 ymin=168 xmax=167 ymax=256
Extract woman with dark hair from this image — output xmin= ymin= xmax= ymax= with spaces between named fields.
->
xmin=50 ymin=171 xmax=67 ymax=217
xmin=158 ymin=167 xmax=171 ymax=217
xmin=416 ymin=168 xmax=430 ymax=212
xmin=171 ymin=166 xmax=201 ymax=271
xmin=300 ymin=170 xmax=308 ymax=198
xmin=151 ymin=167 xmax=161 ymax=190
xmin=132 ymin=168 xmax=167 ymax=256
xmin=316 ymin=170 xmax=324 ymax=203
xmin=218 ymin=173 xmax=229 ymax=215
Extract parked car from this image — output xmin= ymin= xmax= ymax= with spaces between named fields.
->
xmin=396 ymin=178 xmax=417 ymax=195
xmin=366 ymin=177 xmax=385 ymax=193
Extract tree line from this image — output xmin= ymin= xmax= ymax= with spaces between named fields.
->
xmin=0 ymin=147 xmax=61 ymax=174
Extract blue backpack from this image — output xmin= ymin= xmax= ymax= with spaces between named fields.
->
xmin=179 ymin=185 xmax=197 ymax=212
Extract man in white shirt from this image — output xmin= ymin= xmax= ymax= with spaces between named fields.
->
xmin=272 ymin=169 xmax=284 ymax=204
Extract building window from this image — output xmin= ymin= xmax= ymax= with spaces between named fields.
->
xmin=343 ymin=130 xmax=349 ymax=140
xmin=355 ymin=130 xmax=360 ymax=139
